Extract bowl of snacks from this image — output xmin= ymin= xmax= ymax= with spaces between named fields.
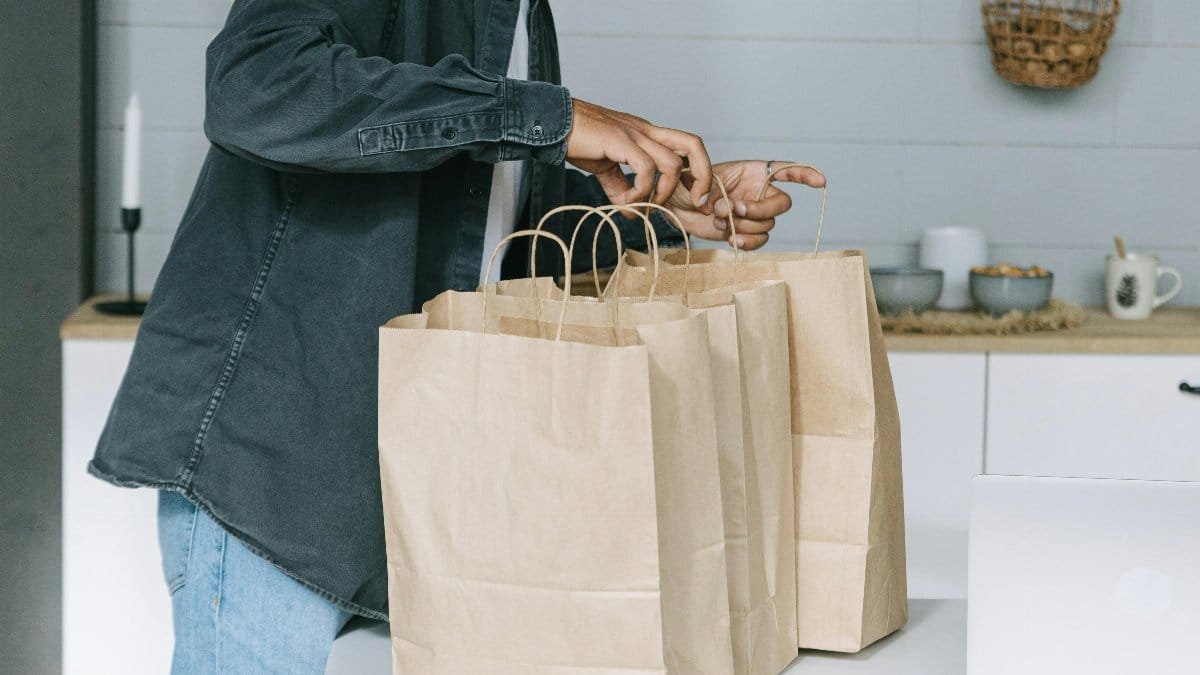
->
xmin=970 ymin=263 xmax=1054 ymax=316
xmin=871 ymin=267 xmax=945 ymax=315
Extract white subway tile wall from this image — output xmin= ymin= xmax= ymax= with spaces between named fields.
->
xmin=96 ymin=0 xmax=1200 ymax=305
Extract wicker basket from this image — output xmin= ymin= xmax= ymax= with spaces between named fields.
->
xmin=982 ymin=0 xmax=1120 ymax=88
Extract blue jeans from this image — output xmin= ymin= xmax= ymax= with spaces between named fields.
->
xmin=157 ymin=490 xmax=354 ymax=674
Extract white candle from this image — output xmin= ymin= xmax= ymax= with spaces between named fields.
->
xmin=121 ymin=93 xmax=142 ymax=210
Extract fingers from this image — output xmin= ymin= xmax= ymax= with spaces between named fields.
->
xmin=629 ymin=129 xmax=684 ymax=205
xmin=734 ymin=232 xmax=770 ymax=251
xmin=615 ymin=138 xmax=658 ymax=205
xmin=679 ymin=212 xmax=771 ymax=251
xmin=740 ymin=188 xmax=793 ymax=220
xmin=594 ymin=167 xmax=633 ymax=205
xmin=712 ymin=190 xmax=792 ymax=221
xmin=728 ymin=217 xmax=775 ymax=236
xmin=712 ymin=213 xmax=776 ymax=235
xmin=772 ymin=163 xmax=826 ymax=188
xmin=643 ymin=127 xmax=712 ymax=209
xmin=562 ymin=98 xmax=712 ymax=208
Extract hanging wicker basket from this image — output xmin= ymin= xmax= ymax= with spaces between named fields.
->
xmin=982 ymin=0 xmax=1120 ymax=89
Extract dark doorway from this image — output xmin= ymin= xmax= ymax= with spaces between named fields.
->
xmin=0 ymin=2 xmax=94 ymax=672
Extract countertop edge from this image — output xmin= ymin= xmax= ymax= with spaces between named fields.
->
xmin=62 ymin=297 xmax=1200 ymax=354
xmin=60 ymin=295 xmax=146 ymax=341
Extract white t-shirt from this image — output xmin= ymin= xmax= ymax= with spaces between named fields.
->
xmin=480 ymin=0 xmax=530 ymax=284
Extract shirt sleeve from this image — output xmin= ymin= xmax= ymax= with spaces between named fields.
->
xmin=203 ymin=0 xmax=572 ymax=174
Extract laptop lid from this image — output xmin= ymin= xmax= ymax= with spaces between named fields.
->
xmin=968 ymin=474 xmax=1200 ymax=675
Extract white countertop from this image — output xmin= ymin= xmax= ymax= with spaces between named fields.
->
xmin=786 ymin=599 xmax=966 ymax=674
xmin=324 ymin=599 xmax=967 ymax=674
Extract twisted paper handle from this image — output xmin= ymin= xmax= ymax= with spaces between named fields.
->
xmin=527 ymin=205 xmax=626 ymax=287
xmin=759 ymin=162 xmax=827 ymax=255
xmin=592 ymin=203 xmax=693 ymax=301
xmin=482 ymin=230 xmax=573 ymax=341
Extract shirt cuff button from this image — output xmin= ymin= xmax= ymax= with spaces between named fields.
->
xmin=441 ymin=127 xmax=458 ymax=141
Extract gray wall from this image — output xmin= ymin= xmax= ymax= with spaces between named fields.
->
xmin=555 ymin=0 xmax=1200 ymax=305
xmin=96 ymin=0 xmax=1199 ymax=306
xmin=93 ymin=0 xmax=225 ymax=294
xmin=0 ymin=2 xmax=92 ymax=673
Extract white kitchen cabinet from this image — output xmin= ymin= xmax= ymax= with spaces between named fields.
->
xmin=888 ymin=353 xmax=986 ymax=599
xmin=62 ymin=339 xmax=169 ymax=675
xmin=986 ymin=354 xmax=1200 ymax=481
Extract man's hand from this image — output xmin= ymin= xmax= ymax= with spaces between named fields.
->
xmin=667 ymin=161 xmax=826 ymax=250
xmin=566 ymin=99 xmax=712 ymax=208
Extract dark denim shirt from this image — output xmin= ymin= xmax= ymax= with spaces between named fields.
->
xmin=89 ymin=0 xmax=679 ymax=621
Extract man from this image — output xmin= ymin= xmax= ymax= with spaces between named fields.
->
xmin=90 ymin=1 xmax=825 ymax=672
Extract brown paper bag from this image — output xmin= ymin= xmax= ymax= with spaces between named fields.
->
xmin=615 ymin=232 xmax=908 ymax=652
xmin=378 ymin=231 xmax=735 ymax=674
xmin=503 ymin=205 xmax=799 ymax=673
xmin=662 ymin=282 xmax=799 ymax=674
xmin=502 ymin=274 xmax=800 ymax=675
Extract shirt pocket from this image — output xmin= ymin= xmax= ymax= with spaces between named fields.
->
xmin=156 ymin=490 xmax=199 ymax=595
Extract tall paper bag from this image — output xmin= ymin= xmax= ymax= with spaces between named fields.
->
xmin=378 ymin=232 xmax=735 ymax=673
xmin=615 ymin=245 xmax=908 ymax=654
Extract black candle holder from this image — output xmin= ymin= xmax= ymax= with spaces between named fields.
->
xmin=95 ymin=208 xmax=148 ymax=316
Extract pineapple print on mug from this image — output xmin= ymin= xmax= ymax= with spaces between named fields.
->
xmin=1115 ymin=274 xmax=1138 ymax=309
xmin=1105 ymin=253 xmax=1183 ymax=320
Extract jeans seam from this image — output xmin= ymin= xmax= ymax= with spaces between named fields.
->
xmin=178 ymin=175 xmax=300 ymax=486
xmin=215 ymin=525 xmax=227 ymax=674
xmin=167 ymin=503 xmax=200 ymax=596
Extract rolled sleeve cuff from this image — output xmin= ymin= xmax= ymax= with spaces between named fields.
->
xmin=501 ymin=79 xmax=572 ymax=165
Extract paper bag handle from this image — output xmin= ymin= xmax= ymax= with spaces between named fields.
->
xmin=594 ymin=203 xmax=693 ymax=303
xmin=482 ymin=230 xmax=573 ymax=341
xmin=568 ymin=207 xmax=638 ymax=298
xmin=527 ymin=205 xmax=624 ymax=285
xmin=753 ymin=162 xmax=828 ymax=256
xmin=686 ymin=171 xmax=752 ymax=263
xmin=525 ymin=205 xmax=629 ymax=342
xmin=582 ymin=205 xmax=661 ymax=299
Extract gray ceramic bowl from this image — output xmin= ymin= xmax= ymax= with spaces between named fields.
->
xmin=969 ymin=271 xmax=1054 ymax=316
xmin=871 ymin=268 xmax=945 ymax=315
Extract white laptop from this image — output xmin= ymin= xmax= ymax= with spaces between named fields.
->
xmin=968 ymin=475 xmax=1200 ymax=675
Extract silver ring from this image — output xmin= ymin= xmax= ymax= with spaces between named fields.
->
xmin=765 ymin=160 xmax=774 ymax=177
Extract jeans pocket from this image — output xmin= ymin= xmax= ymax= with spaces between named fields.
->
xmin=157 ymin=490 xmax=199 ymax=596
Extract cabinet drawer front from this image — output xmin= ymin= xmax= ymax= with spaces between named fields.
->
xmin=987 ymin=354 xmax=1200 ymax=481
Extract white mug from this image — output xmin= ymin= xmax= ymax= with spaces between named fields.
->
xmin=1105 ymin=254 xmax=1183 ymax=320
xmin=919 ymin=227 xmax=988 ymax=310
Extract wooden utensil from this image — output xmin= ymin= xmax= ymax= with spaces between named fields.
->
xmin=1114 ymin=236 xmax=1127 ymax=260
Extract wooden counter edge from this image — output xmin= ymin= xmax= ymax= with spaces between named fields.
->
xmin=884 ymin=335 xmax=1200 ymax=355
xmin=62 ymin=297 xmax=1200 ymax=354
xmin=884 ymin=307 xmax=1200 ymax=355
xmin=60 ymin=295 xmax=146 ymax=341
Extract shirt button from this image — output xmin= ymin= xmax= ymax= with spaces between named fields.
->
xmin=530 ymin=124 xmax=544 ymax=139
xmin=441 ymin=127 xmax=458 ymax=141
